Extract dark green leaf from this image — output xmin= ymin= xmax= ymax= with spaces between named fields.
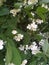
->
xmin=0 ymin=7 xmax=9 ymax=16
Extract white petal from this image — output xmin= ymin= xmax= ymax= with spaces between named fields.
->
xmin=0 ymin=45 xmax=3 ymax=50
xmin=12 ymin=30 xmax=17 ymax=34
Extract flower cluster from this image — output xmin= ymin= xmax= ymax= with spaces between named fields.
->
xmin=42 ymin=3 xmax=49 ymax=11
xmin=19 ymin=39 xmax=45 ymax=55
xmin=27 ymin=19 xmax=43 ymax=31
xmin=28 ymin=0 xmax=38 ymax=5
xmin=19 ymin=41 xmax=41 ymax=55
xmin=12 ymin=30 xmax=24 ymax=41
xmin=10 ymin=9 xmax=21 ymax=17
xmin=27 ymin=21 xmax=38 ymax=31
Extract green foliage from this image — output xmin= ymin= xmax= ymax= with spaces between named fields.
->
xmin=0 ymin=7 xmax=9 ymax=16
xmin=0 ymin=0 xmax=49 ymax=65
xmin=14 ymin=3 xmax=23 ymax=9
xmin=40 ymin=0 xmax=49 ymax=3
xmin=36 ymin=6 xmax=48 ymax=21
xmin=42 ymin=39 xmax=49 ymax=57
xmin=6 ymin=38 xmax=21 ymax=65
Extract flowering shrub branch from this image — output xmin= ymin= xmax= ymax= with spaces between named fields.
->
xmin=0 ymin=0 xmax=49 ymax=65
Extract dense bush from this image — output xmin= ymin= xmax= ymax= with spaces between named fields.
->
xmin=0 ymin=0 xmax=49 ymax=65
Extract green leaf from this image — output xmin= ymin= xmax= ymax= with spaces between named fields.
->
xmin=0 ymin=7 xmax=9 ymax=16
xmin=36 ymin=7 xmax=47 ymax=21
xmin=14 ymin=3 xmax=23 ymax=9
xmin=42 ymin=39 xmax=49 ymax=57
xmin=40 ymin=0 xmax=49 ymax=3
xmin=37 ymin=7 xmax=47 ymax=13
xmin=34 ymin=34 xmax=43 ymax=41
xmin=6 ymin=38 xmax=21 ymax=65
xmin=29 ymin=61 xmax=36 ymax=65
xmin=24 ymin=4 xmax=33 ymax=11
xmin=23 ymin=32 xmax=31 ymax=45
xmin=12 ymin=47 xmax=21 ymax=65
xmin=5 ymin=39 xmax=13 ymax=65
xmin=24 ymin=9 xmax=34 ymax=18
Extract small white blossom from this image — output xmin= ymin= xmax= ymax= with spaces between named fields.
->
xmin=19 ymin=45 xmax=24 ymax=51
xmin=21 ymin=59 xmax=27 ymax=65
xmin=3 ymin=58 xmax=6 ymax=61
xmin=29 ymin=42 xmax=40 ymax=55
xmin=41 ymin=3 xmax=45 ymax=7
xmin=12 ymin=30 xmax=17 ymax=35
xmin=0 ymin=40 xmax=4 ymax=50
xmin=32 ymin=41 xmax=37 ymax=45
xmin=31 ymin=50 xmax=40 ymax=55
xmin=30 ymin=21 xmax=38 ymax=31
xmin=25 ymin=45 xmax=29 ymax=50
xmin=29 ymin=44 xmax=38 ymax=50
xmin=36 ymin=19 xmax=43 ymax=24
xmin=10 ymin=9 xmax=21 ymax=17
xmin=19 ymin=45 xmax=29 ymax=54
xmin=27 ymin=21 xmax=38 ymax=31
xmin=44 ymin=5 xmax=48 ymax=9
xmin=31 ymin=12 xmax=35 ymax=17
xmin=42 ymin=4 xmax=48 ymax=10
xmin=28 ymin=0 xmax=38 ymax=5
xmin=27 ymin=24 xmax=31 ymax=30
xmin=14 ymin=34 xmax=24 ymax=41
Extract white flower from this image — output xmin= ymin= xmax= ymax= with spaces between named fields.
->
xmin=36 ymin=19 xmax=43 ymax=24
xmin=32 ymin=41 xmax=37 ymax=45
xmin=27 ymin=24 xmax=31 ymax=30
xmin=27 ymin=19 xmax=38 ymax=31
xmin=42 ymin=4 xmax=48 ymax=10
xmin=31 ymin=45 xmax=40 ymax=55
xmin=10 ymin=9 xmax=21 ymax=17
xmin=19 ymin=45 xmax=29 ymax=54
xmin=27 ymin=21 xmax=38 ymax=31
xmin=0 ymin=40 xmax=4 ymax=50
xmin=14 ymin=34 xmax=24 ymax=41
xmin=31 ymin=12 xmax=35 ymax=17
xmin=30 ymin=22 xmax=38 ymax=31
xmin=12 ymin=30 xmax=17 ymax=35
xmin=19 ymin=45 xmax=24 ymax=51
xmin=21 ymin=59 xmax=27 ymax=65
xmin=28 ymin=0 xmax=38 ymax=5
xmin=41 ymin=3 xmax=45 ymax=7
xmin=29 ymin=44 xmax=38 ymax=50
xmin=8 ymin=63 xmax=15 ymax=65
xmin=29 ymin=42 xmax=40 ymax=55
xmin=44 ymin=5 xmax=48 ymax=9
xmin=31 ymin=50 xmax=40 ymax=55
xmin=29 ymin=42 xmax=37 ymax=50
xmin=3 ymin=58 xmax=6 ymax=61
xmin=25 ymin=45 xmax=29 ymax=50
